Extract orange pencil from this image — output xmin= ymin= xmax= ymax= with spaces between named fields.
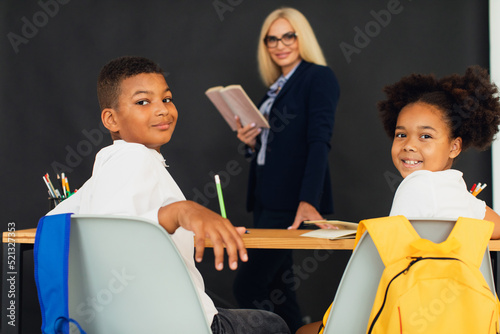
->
xmin=473 ymin=183 xmax=487 ymax=197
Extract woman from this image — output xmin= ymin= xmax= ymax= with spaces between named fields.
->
xmin=233 ymin=7 xmax=340 ymax=333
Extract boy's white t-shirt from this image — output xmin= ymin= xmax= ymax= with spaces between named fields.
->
xmin=389 ymin=169 xmax=486 ymax=219
xmin=48 ymin=140 xmax=218 ymax=324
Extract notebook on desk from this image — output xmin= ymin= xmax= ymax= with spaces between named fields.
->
xmin=301 ymin=229 xmax=357 ymax=240
xmin=301 ymin=220 xmax=358 ymax=240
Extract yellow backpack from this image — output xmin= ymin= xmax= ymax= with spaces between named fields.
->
xmin=319 ymin=216 xmax=500 ymax=334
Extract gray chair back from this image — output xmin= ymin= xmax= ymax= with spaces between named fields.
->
xmin=68 ymin=215 xmax=212 ymax=333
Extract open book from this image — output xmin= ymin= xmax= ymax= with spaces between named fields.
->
xmin=205 ymin=85 xmax=270 ymax=131
xmin=300 ymin=220 xmax=358 ymax=240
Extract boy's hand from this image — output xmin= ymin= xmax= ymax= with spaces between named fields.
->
xmin=235 ymin=116 xmax=261 ymax=149
xmin=158 ymin=201 xmax=248 ymax=270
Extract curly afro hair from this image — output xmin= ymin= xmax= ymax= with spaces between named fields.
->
xmin=378 ymin=65 xmax=500 ymax=151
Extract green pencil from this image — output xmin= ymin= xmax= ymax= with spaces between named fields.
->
xmin=214 ymin=174 xmax=227 ymax=218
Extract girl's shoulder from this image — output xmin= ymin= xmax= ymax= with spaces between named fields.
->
xmin=405 ymin=169 xmax=463 ymax=179
xmin=400 ymin=169 xmax=465 ymax=192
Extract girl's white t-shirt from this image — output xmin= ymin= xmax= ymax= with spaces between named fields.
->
xmin=390 ymin=169 xmax=486 ymax=220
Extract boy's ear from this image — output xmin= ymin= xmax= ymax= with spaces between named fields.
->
xmin=101 ymin=108 xmax=120 ymax=133
xmin=450 ymin=137 xmax=462 ymax=159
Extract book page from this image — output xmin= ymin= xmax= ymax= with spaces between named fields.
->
xmin=205 ymin=87 xmax=238 ymax=131
xmin=220 ymin=85 xmax=269 ymax=129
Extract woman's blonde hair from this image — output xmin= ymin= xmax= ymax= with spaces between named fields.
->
xmin=257 ymin=7 xmax=327 ymax=86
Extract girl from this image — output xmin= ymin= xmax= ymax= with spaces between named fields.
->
xmin=297 ymin=65 xmax=500 ymax=334
xmin=380 ymin=65 xmax=500 ymax=239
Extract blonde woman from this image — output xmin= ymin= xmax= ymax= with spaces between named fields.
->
xmin=233 ymin=7 xmax=340 ymax=333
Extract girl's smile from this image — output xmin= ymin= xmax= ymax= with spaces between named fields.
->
xmin=391 ymin=102 xmax=462 ymax=178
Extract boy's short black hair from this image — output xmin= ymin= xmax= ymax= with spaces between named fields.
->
xmin=97 ymin=56 xmax=164 ymax=110
xmin=378 ymin=65 xmax=500 ymax=151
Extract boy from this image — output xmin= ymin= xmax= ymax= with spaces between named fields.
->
xmin=48 ymin=56 xmax=290 ymax=333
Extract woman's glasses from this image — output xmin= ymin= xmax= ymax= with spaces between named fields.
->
xmin=264 ymin=32 xmax=297 ymax=48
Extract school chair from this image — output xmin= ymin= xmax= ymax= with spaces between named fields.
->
xmin=67 ymin=215 xmax=212 ymax=333
xmin=321 ymin=218 xmax=496 ymax=334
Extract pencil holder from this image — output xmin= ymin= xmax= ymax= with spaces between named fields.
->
xmin=48 ymin=197 xmax=62 ymax=210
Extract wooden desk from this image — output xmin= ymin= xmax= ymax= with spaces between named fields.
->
xmin=5 ymin=227 xmax=500 ymax=250
xmin=1 ymin=228 xmax=356 ymax=249
xmin=2 ymin=228 xmax=36 ymax=244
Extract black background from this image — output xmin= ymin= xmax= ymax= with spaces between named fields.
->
xmin=0 ymin=1 xmax=491 ymax=332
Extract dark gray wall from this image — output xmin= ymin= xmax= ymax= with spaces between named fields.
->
xmin=0 ymin=0 xmax=490 ymax=332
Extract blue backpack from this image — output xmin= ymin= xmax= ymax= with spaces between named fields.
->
xmin=34 ymin=213 xmax=86 ymax=334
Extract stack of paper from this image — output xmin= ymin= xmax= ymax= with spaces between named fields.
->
xmin=300 ymin=220 xmax=358 ymax=240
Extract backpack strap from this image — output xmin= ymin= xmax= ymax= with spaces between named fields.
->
xmin=355 ymin=215 xmax=420 ymax=267
xmin=355 ymin=215 xmax=494 ymax=268
xmin=34 ymin=213 xmax=87 ymax=334
xmin=445 ymin=217 xmax=493 ymax=267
